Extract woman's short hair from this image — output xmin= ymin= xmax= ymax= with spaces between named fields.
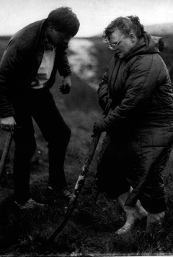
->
xmin=47 ymin=7 xmax=80 ymax=37
xmin=103 ymin=16 xmax=145 ymax=40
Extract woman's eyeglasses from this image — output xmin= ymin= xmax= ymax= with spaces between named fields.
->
xmin=107 ymin=35 xmax=124 ymax=50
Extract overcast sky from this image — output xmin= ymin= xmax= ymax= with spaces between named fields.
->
xmin=0 ymin=0 xmax=173 ymax=37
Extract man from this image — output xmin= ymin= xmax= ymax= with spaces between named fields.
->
xmin=0 ymin=7 xmax=80 ymax=209
xmin=93 ymin=16 xmax=173 ymax=234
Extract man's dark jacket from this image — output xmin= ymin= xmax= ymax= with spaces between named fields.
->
xmin=0 ymin=19 xmax=72 ymax=118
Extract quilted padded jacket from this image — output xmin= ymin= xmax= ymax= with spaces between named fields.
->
xmin=98 ymin=33 xmax=173 ymax=136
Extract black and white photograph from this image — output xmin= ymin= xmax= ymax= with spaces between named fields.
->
xmin=0 ymin=0 xmax=173 ymax=256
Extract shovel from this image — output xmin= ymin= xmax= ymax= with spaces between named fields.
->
xmin=0 ymin=131 xmax=13 ymax=181
xmin=48 ymin=100 xmax=112 ymax=243
xmin=48 ymin=132 xmax=101 ymax=242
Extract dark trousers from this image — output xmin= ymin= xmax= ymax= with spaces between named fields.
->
xmin=96 ymin=133 xmax=168 ymax=214
xmin=13 ymin=88 xmax=71 ymax=203
xmin=96 ymin=134 xmax=130 ymax=198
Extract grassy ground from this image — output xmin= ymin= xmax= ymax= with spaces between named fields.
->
xmin=0 ymin=102 xmax=173 ymax=256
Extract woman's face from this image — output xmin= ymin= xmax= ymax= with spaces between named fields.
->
xmin=109 ymin=29 xmax=137 ymax=58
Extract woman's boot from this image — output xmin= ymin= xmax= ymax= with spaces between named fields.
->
xmin=116 ymin=205 xmax=139 ymax=234
xmin=136 ymin=199 xmax=148 ymax=218
xmin=146 ymin=211 xmax=165 ymax=235
xmin=116 ymin=189 xmax=148 ymax=235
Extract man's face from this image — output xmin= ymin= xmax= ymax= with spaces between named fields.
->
xmin=47 ymin=27 xmax=72 ymax=47
xmin=109 ymin=29 xmax=135 ymax=58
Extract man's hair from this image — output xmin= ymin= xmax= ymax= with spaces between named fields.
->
xmin=103 ymin=16 xmax=145 ymax=40
xmin=47 ymin=7 xmax=80 ymax=37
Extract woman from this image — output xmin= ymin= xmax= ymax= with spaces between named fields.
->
xmin=93 ymin=16 xmax=173 ymax=234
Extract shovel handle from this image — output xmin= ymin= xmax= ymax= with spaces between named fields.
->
xmin=47 ymin=100 xmax=113 ymax=242
xmin=0 ymin=132 xmax=13 ymax=180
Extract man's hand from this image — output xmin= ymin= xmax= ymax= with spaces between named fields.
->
xmin=0 ymin=116 xmax=16 ymax=132
xmin=60 ymin=76 xmax=72 ymax=94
